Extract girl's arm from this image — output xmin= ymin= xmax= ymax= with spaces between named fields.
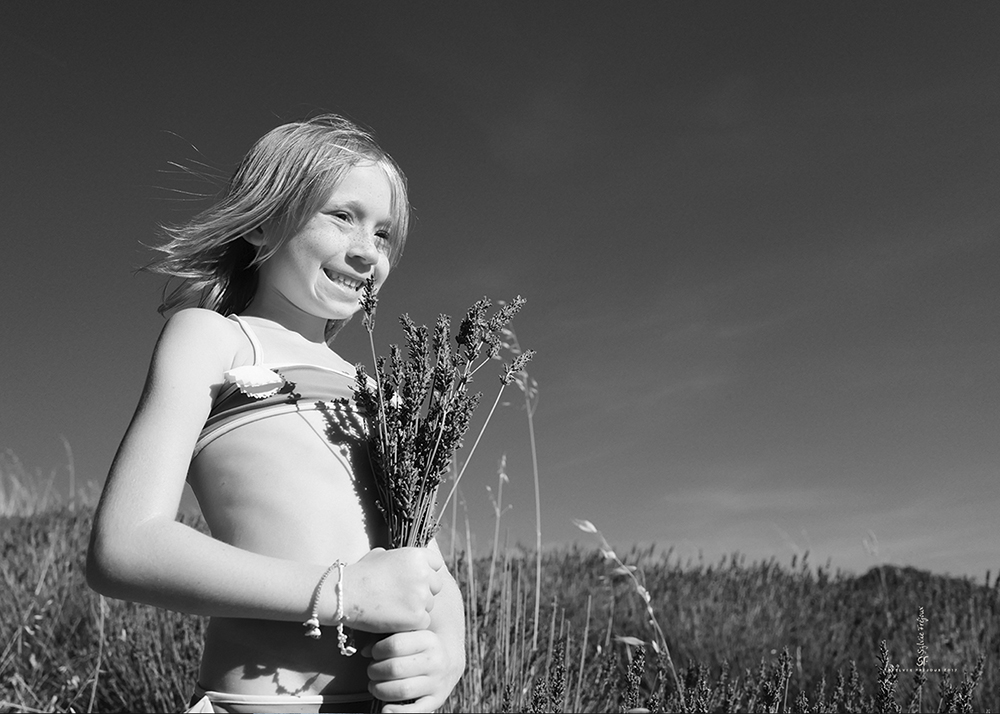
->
xmin=87 ymin=308 xmax=441 ymax=633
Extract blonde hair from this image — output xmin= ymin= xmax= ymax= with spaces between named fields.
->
xmin=147 ymin=114 xmax=409 ymax=340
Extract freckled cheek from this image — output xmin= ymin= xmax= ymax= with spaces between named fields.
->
xmin=376 ymin=259 xmax=392 ymax=287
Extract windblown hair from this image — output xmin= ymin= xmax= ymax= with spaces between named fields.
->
xmin=147 ymin=114 xmax=409 ymax=341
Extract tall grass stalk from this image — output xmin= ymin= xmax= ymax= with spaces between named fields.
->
xmin=485 ymin=456 xmax=511 ymax=614
xmin=462 ymin=510 xmax=484 ymax=709
xmin=60 ymin=436 xmax=75 ymax=511
xmin=86 ymin=596 xmax=106 ymax=713
xmin=499 ymin=324 xmax=542 ymax=651
xmin=573 ymin=518 xmax=685 ymax=709
xmin=573 ymin=594 xmax=592 ymax=714
xmin=524 ymin=381 xmax=541 ymax=651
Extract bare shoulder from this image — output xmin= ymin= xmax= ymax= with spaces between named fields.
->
xmin=156 ymin=308 xmax=244 ymax=368
xmin=162 ymin=307 xmax=238 ymax=342
xmin=137 ymin=309 xmax=249 ymax=399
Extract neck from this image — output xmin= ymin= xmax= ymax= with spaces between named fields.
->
xmin=242 ymin=293 xmax=329 ymax=344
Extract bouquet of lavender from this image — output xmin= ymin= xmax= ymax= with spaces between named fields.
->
xmin=346 ymin=278 xmax=534 ymax=548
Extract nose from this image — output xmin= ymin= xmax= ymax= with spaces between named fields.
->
xmin=347 ymin=228 xmax=381 ymax=266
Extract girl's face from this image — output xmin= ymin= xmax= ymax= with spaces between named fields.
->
xmin=253 ymin=162 xmax=394 ymax=324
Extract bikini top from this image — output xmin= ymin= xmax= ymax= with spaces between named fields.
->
xmin=192 ymin=315 xmax=365 ymax=458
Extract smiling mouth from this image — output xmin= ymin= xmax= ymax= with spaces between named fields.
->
xmin=323 ymin=269 xmax=363 ymax=291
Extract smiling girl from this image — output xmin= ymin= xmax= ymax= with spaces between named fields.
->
xmin=87 ymin=115 xmax=465 ymax=713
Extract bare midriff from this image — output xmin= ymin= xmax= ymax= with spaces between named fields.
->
xmin=187 ymin=408 xmax=386 ymax=696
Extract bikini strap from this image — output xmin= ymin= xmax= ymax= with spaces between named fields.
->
xmin=228 ymin=315 xmax=264 ymax=365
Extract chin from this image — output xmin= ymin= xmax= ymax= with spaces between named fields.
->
xmin=321 ymin=306 xmax=361 ymax=322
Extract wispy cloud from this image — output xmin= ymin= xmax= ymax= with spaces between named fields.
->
xmin=629 ymin=479 xmax=999 ymax=577
xmin=665 ymin=482 xmax=868 ymax=515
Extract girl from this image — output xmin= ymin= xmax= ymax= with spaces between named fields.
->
xmin=87 ymin=115 xmax=466 ymax=713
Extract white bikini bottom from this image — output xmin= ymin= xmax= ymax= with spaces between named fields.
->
xmin=186 ymin=683 xmax=375 ymax=713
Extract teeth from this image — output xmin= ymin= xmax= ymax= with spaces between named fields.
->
xmin=324 ymin=270 xmax=361 ymax=290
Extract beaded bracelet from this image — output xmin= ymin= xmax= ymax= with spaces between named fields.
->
xmin=303 ymin=560 xmax=356 ymax=656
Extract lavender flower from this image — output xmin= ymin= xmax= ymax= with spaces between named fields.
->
xmin=328 ymin=278 xmax=533 ymax=548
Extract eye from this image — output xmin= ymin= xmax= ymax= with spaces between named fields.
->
xmin=374 ymin=230 xmax=391 ymax=253
xmin=328 ymin=210 xmax=352 ymax=223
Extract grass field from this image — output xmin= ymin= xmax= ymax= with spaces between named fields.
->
xmin=1 ymin=494 xmax=995 ymax=713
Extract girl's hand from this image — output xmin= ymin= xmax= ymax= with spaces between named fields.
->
xmin=344 ymin=547 xmax=444 ymax=633
xmin=364 ymin=629 xmax=460 ymax=713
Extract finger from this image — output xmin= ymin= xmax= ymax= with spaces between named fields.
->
xmin=368 ymin=653 xmax=426 ymax=683
xmin=369 ymin=630 xmax=431 ymax=661
xmin=357 ymin=632 xmax=383 ymax=659
xmin=428 ymin=569 xmax=444 ymax=598
xmin=424 ymin=546 xmax=444 ymax=571
xmin=369 ymin=675 xmax=432 ymax=704
xmin=381 ymin=695 xmax=437 ymax=714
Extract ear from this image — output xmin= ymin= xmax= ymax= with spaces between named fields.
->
xmin=244 ymin=226 xmax=266 ymax=247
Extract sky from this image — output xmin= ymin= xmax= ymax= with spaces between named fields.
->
xmin=2 ymin=2 xmax=998 ymax=581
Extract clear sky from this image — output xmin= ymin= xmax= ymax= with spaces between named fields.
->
xmin=2 ymin=2 xmax=998 ymax=580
